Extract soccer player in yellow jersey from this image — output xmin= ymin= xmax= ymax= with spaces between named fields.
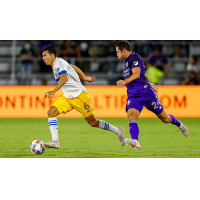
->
xmin=42 ymin=46 xmax=125 ymax=148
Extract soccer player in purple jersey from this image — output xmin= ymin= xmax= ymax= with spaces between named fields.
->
xmin=115 ymin=41 xmax=189 ymax=150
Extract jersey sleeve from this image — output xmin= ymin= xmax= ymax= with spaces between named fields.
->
xmin=130 ymin=55 xmax=143 ymax=70
xmin=55 ymin=61 xmax=68 ymax=76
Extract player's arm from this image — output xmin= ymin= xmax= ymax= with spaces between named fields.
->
xmin=145 ymin=74 xmax=151 ymax=83
xmin=145 ymin=73 xmax=159 ymax=93
xmin=70 ymin=64 xmax=96 ymax=83
xmin=45 ymin=73 xmax=68 ymax=98
xmin=117 ymin=68 xmax=140 ymax=87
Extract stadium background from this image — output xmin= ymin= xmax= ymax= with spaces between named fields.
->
xmin=1 ymin=2 xmax=199 ymax=199
xmin=0 ymin=40 xmax=200 ymax=158
xmin=0 ymin=40 xmax=199 ymax=118
xmin=0 ymin=40 xmax=199 ymax=85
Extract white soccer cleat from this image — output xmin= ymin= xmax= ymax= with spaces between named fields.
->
xmin=179 ymin=124 xmax=189 ymax=137
xmin=125 ymin=138 xmax=141 ymax=150
xmin=118 ymin=127 xmax=125 ymax=146
xmin=44 ymin=141 xmax=60 ymax=149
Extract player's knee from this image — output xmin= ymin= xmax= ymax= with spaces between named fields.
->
xmin=88 ymin=120 xmax=98 ymax=127
xmin=47 ymin=109 xmax=56 ymax=118
xmin=161 ymin=117 xmax=170 ymax=123
xmin=128 ymin=114 xmax=138 ymax=121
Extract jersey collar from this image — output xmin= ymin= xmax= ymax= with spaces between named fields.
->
xmin=125 ymin=52 xmax=132 ymax=62
xmin=52 ymin=57 xmax=58 ymax=67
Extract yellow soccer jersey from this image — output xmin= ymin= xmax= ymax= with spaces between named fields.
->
xmin=52 ymin=58 xmax=88 ymax=99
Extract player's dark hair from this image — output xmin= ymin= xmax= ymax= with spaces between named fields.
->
xmin=115 ymin=40 xmax=132 ymax=51
xmin=42 ymin=45 xmax=57 ymax=57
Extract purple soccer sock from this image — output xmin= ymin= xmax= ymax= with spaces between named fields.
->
xmin=168 ymin=114 xmax=181 ymax=127
xmin=129 ymin=120 xmax=139 ymax=141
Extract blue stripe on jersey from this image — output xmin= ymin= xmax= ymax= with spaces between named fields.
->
xmin=58 ymin=70 xmax=67 ymax=76
xmin=56 ymin=77 xmax=60 ymax=83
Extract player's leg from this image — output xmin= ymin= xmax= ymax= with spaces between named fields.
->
xmin=45 ymin=96 xmax=73 ymax=148
xmin=71 ymin=91 xmax=125 ymax=146
xmin=157 ymin=109 xmax=189 ymax=137
xmin=145 ymin=88 xmax=189 ymax=137
xmin=47 ymin=106 xmax=60 ymax=143
xmin=127 ymin=108 xmax=140 ymax=141
xmin=45 ymin=106 xmax=60 ymax=148
xmin=125 ymin=108 xmax=141 ymax=150
xmin=124 ymin=97 xmax=143 ymax=150
xmin=84 ymin=114 xmax=125 ymax=146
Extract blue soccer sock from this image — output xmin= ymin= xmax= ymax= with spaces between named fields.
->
xmin=129 ymin=120 xmax=139 ymax=141
xmin=168 ymin=114 xmax=181 ymax=127
xmin=48 ymin=117 xmax=59 ymax=142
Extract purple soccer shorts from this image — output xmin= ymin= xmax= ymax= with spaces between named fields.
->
xmin=126 ymin=88 xmax=164 ymax=115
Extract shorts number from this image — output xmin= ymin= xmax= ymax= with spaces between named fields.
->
xmin=84 ymin=103 xmax=89 ymax=110
xmin=152 ymin=101 xmax=161 ymax=109
xmin=152 ymin=102 xmax=158 ymax=109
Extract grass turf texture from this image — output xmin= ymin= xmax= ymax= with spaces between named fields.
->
xmin=0 ymin=118 xmax=199 ymax=158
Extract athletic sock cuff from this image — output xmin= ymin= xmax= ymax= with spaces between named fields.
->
xmin=168 ymin=115 xmax=172 ymax=123
xmin=48 ymin=117 xmax=57 ymax=121
xmin=48 ymin=117 xmax=58 ymax=127
xmin=129 ymin=120 xmax=137 ymax=124
xmin=98 ymin=120 xmax=110 ymax=130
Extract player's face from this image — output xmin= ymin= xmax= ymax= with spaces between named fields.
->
xmin=116 ymin=47 xmax=126 ymax=60
xmin=42 ymin=51 xmax=54 ymax=66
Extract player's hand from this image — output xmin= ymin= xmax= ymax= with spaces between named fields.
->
xmin=116 ymin=80 xmax=126 ymax=88
xmin=85 ymin=76 xmax=96 ymax=83
xmin=150 ymin=83 xmax=159 ymax=93
xmin=45 ymin=91 xmax=55 ymax=98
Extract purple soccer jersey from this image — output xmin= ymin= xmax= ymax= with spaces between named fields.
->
xmin=124 ymin=52 xmax=163 ymax=115
xmin=121 ymin=49 xmax=185 ymax=142
xmin=123 ymin=52 xmax=151 ymax=98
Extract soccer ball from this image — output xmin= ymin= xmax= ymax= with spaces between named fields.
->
xmin=30 ymin=140 xmax=45 ymax=154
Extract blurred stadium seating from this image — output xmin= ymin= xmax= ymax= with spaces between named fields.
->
xmin=0 ymin=40 xmax=199 ymax=85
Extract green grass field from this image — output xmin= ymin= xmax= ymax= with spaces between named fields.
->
xmin=0 ymin=118 xmax=199 ymax=158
